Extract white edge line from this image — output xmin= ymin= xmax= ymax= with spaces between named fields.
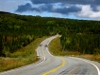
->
xmin=36 ymin=47 xmax=46 ymax=66
xmin=71 ymin=57 xmax=100 ymax=75
xmin=37 ymin=47 xmax=39 ymax=56
xmin=35 ymin=56 xmax=46 ymax=66
xmin=45 ymin=36 xmax=58 ymax=57
xmin=82 ymin=59 xmax=100 ymax=75
xmin=46 ymin=47 xmax=54 ymax=57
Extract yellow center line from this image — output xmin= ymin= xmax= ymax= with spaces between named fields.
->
xmin=42 ymin=58 xmax=66 ymax=75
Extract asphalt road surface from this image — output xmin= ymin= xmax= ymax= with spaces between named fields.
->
xmin=0 ymin=35 xmax=100 ymax=75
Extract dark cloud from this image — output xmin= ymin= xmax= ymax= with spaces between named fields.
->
xmin=30 ymin=0 xmax=100 ymax=5
xmin=91 ymin=5 xmax=100 ymax=12
xmin=54 ymin=6 xmax=81 ymax=14
xmin=16 ymin=3 xmax=40 ymax=12
xmin=39 ymin=4 xmax=53 ymax=12
xmin=39 ymin=4 xmax=81 ymax=14
xmin=16 ymin=3 xmax=32 ymax=12
xmin=30 ymin=0 xmax=55 ymax=4
xmin=16 ymin=2 xmax=81 ymax=14
xmin=31 ymin=0 xmax=100 ymax=12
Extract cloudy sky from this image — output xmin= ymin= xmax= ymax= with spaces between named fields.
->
xmin=0 ymin=0 xmax=100 ymax=20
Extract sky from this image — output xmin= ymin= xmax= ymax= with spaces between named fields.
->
xmin=0 ymin=0 xmax=100 ymax=20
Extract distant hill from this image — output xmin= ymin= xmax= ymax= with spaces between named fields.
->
xmin=0 ymin=11 xmax=13 ymax=14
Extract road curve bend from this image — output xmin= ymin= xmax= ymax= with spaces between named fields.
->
xmin=0 ymin=35 xmax=100 ymax=75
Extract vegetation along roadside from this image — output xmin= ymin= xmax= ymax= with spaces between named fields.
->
xmin=0 ymin=36 xmax=48 ymax=72
xmin=49 ymin=37 xmax=100 ymax=62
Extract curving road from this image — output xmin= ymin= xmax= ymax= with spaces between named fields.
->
xmin=0 ymin=35 xmax=100 ymax=75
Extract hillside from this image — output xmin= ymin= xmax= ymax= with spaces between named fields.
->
xmin=0 ymin=11 xmax=100 ymax=56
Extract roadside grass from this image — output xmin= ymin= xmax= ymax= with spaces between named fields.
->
xmin=78 ymin=54 xmax=100 ymax=62
xmin=0 ymin=36 xmax=48 ymax=72
xmin=48 ymin=37 xmax=100 ymax=62
xmin=49 ymin=37 xmax=80 ymax=56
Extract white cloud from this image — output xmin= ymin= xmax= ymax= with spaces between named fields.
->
xmin=76 ymin=5 xmax=100 ymax=20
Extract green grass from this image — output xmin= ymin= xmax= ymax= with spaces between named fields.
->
xmin=48 ymin=37 xmax=100 ymax=62
xmin=0 ymin=36 xmax=48 ymax=72
xmin=48 ymin=37 xmax=62 ymax=56
xmin=49 ymin=37 xmax=79 ymax=56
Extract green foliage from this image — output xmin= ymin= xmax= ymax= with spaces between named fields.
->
xmin=0 ymin=11 xmax=100 ymax=56
xmin=60 ymin=26 xmax=100 ymax=54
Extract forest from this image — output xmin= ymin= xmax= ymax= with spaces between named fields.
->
xmin=0 ymin=11 xmax=100 ymax=57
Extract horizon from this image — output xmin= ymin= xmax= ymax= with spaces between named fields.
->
xmin=0 ymin=11 xmax=98 ymax=21
xmin=0 ymin=0 xmax=100 ymax=21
